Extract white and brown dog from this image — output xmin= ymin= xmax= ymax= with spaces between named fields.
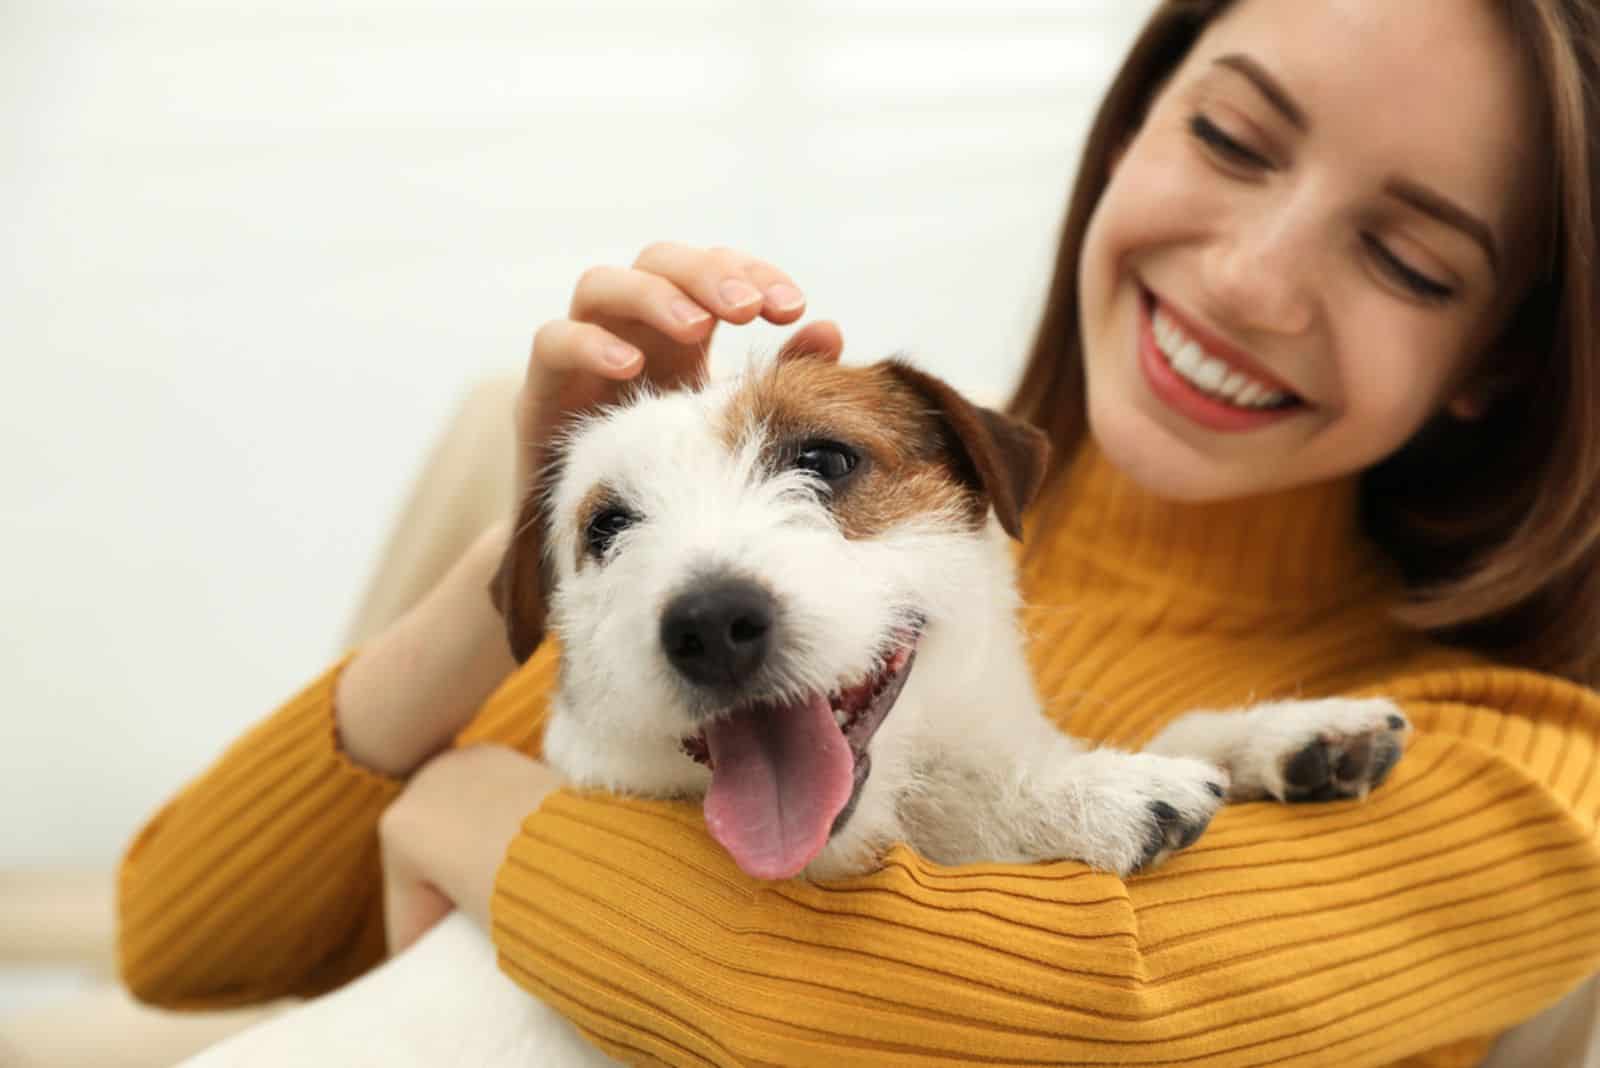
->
xmin=490 ymin=352 xmax=1410 ymax=883
xmin=184 ymin=353 xmax=1409 ymax=1068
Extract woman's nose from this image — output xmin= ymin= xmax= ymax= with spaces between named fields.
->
xmin=1202 ymin=209 xmax=1318 ymax=337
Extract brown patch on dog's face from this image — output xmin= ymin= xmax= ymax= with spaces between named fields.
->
xmin=720 ymin=357 xmax=1049 ymax=540
xmin=572 ymin=483 xmax=618 ymax=570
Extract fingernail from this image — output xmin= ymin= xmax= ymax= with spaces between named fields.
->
xmin=719 ymin=279 xmax=762 ymax=308
xmin=671 ymin=299 xmax=711 ymax=325
xmin=602 ymin=341 xmax=639 ymax=369
xmin=765 ymin=283 xmax=805 ymax=312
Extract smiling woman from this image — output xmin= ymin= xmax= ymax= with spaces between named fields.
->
xmin=1078 ymin=1 xmax=1541 ymax=501
xmin=1015 ymin=0 xmax=1600 ymax=683
xmin=113 ymin=2 xmax=1600 ymax=1067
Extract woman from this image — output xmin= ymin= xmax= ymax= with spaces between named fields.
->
xmin=118 ymin=1 xmax=1600 ymax=1064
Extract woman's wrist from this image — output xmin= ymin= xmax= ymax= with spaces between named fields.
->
xmin=335 ymin=521 xmax=518 ymax=778
xmin=380 ymin=745 xmax=564 ymax=953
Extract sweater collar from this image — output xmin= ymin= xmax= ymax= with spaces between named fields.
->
xmin=1019 ymin=441 xmax=1400 ymax=610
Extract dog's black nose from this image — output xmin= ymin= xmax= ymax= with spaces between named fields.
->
xmin=660 ymin=579 xmax=774 ymax=687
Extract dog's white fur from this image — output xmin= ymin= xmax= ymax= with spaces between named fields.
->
xmin=183 ymin=361 xmax=1407 ymax=1068
xmin=540 ymin=377 xmax=1235 ymax=877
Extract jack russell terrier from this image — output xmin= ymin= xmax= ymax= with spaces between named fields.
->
xmin=183 ymin=353 xmax=1410 ymax=1068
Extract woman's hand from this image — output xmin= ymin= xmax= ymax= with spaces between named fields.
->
xmin=516 ymin=242 xmax=844 ymax=492
xmin=379 ymin=744 xmax=565 ymax=956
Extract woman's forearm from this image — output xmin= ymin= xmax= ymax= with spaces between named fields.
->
xmin=336 ymin=521 xmax=518 ymax=778
xmin=380 ymin=745 xmax=564 ymax=954
xmin=121 ymin=521 xmax=543 ymax=1007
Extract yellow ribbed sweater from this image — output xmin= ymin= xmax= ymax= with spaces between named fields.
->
xmin=119 ymin=445 xmax=1600 ymax=1068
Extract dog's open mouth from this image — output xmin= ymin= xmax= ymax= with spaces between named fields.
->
xmin=679 ymin=629 xmax=921 ymax=880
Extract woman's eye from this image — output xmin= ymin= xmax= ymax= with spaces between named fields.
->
xmin=1362 ymin=235 xmax=1457 ymax=304
xmin=1189 ymin=113 xmax=1274 ymax=172
xmin=584 ymin=507 xmax=637 ymax=558
xmin=793 ymin=441 xmax=858 ymax=482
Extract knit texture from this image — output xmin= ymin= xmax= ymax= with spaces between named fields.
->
xmin=119 ymin=445 xmax=1600 ymax=1067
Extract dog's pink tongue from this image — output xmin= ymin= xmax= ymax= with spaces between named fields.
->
xmin=702 ymin=695 xmax=854 ymax=880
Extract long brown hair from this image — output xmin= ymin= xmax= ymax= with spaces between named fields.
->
xmin=1009 ymin=0 xmax=1600 ymax=686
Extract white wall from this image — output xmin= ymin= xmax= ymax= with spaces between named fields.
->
xmin=0 ymin=0 xmax=1158 ymax=868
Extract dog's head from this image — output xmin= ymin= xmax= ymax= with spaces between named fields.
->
xmin=491 ymin=355 xmax=1049 ymax=879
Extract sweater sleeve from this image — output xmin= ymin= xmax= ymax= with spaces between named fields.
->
xmin=487 ymin=665 xmax=1600 ymax=1067
xmin=117 ymin=646 xmax=559 ymax=1008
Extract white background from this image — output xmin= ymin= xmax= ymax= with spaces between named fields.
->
xmin=1 ymin=0 xmax=1158 ymax=870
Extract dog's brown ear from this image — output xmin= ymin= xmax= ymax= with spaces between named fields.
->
xmin=885 ymin=360 xmax=1051 ymax=541
xmin=488 ymin=468 xmax=557 ymax=664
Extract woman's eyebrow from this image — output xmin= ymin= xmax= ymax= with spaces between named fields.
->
xmin=1214 ymin=53 xmax=1307 ymax=131
xmin=1212 ymin=52 xmax=1500 ymax=280
xmin=1384 ymin=178 xmax=1501 ymax=278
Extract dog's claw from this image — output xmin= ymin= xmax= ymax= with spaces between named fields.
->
xmin=1136 ymin=797 xmax=1216 ymax=872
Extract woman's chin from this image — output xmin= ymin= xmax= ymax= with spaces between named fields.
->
xmin=1086 ymin=393 xmax=1266 ymax=503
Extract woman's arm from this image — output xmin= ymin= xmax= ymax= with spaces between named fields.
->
xmin=116 ymin=526 xmax=559 ymax=1008
xmin=481 ymin=666 xmax=1600 ymax=1067
xmin=116 ymin=244 xmax=831 ymax=1010
xmin=334 ymin=522 xmax=518 ymax=778
xmin=378 ymin=745 xmax=562 ymax=955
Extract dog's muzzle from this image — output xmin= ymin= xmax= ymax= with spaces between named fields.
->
xmin=663 ymin=576 xmax=924 ymax=881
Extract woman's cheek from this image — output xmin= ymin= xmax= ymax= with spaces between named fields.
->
xmin=1335 ymin=331 xmax=1458 ymax=457
xmin=1105 ymin=138 xmax=1233 ymax=264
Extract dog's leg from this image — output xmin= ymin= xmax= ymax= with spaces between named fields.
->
xmin=900 ymin=723 xmax=1228 ymax=877
xmin=1143 ymin=697 xmax=1411 ymax=803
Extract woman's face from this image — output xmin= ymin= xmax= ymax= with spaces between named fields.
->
xmin=1078 ymin=0 xmax=1541 ymax=501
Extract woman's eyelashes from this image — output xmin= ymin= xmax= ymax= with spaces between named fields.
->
xmin=1189 ymin=113 xmax=1275 ymax=173
xmin=1187 ymin=111 xmax=1459 ymax=306
xmin=1362 ymin=234 xmax=1457 ymax=303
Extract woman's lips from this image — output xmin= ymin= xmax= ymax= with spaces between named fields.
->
xmin=1137 ymin=289 xmax=1304 ymax=433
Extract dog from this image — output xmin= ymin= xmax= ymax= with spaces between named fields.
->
xmin=182 ymin=352 xmax=1410 ymax=1068
xmin=491 ymin=352 xmax=1410 ymax=881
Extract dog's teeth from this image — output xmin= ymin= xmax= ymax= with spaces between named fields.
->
xmin=833 ymin=708 xmax=848 ymax=728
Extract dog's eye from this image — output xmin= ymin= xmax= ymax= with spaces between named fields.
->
xmin=793 ymin=441 xmax=858 ymax=482
xmin=584 ymin=507 xmax=636 ymax=559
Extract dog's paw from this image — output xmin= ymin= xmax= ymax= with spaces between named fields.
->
xmin=1044 ymin=751 xmax=1228 ymax=877
xmin=1228 ymin=698 xmax=1411 ymax=803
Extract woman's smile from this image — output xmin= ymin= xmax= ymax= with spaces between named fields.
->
xmin=1137 ymin=284 xmax=1304 ymax=433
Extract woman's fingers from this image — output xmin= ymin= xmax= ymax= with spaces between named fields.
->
xmin=521 ymin=243 xmax=818 ymax=483
xmin=520 ymin=320 xmax=645 ymax=485
xmin=530 ymin=318 xmax=643 ymax=381
xmin=738 ymin=258 xmax=809 ymax=323
xmin=632 ymin=242 xmax=807 ymax=324
xmin=568 ymin=265 xmax=716 ymax=346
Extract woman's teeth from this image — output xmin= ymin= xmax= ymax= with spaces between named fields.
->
xmin=1152 ymin=307 xmax=1295 ymax=409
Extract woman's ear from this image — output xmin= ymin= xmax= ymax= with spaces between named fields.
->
xmin=1446 ymin=388 xmax=1490 ymax=422
xmin=1446 ymin=360 xmax=1522 ymax=422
